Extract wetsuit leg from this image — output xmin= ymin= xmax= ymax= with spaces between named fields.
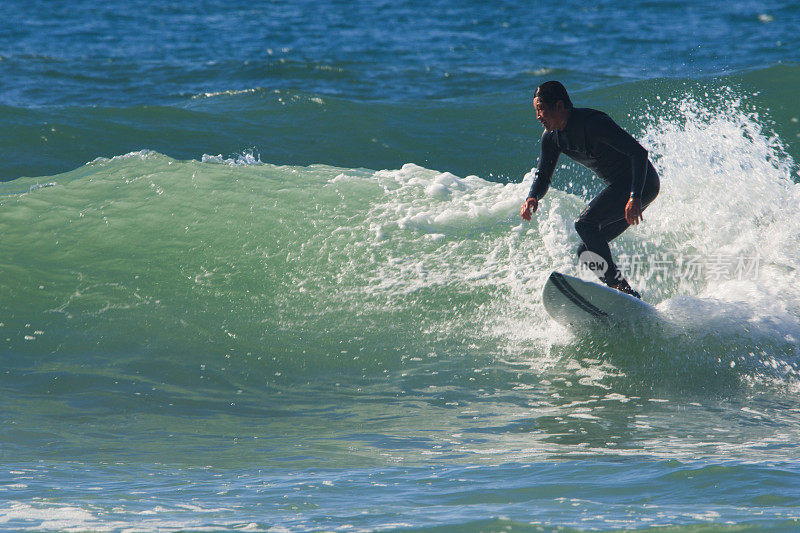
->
xmin=575 ymin=167 xmax=659 ymax=284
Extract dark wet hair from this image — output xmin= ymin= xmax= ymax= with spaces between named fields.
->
xmin=534 ymin=81 xmax=573 ymax=110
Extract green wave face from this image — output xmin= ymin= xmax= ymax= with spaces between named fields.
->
xmin=1 ymin=153 xmax=522 ymax=383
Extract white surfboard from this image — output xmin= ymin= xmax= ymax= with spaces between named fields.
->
xmin=542 ymin=271 xmax=656 ymax=327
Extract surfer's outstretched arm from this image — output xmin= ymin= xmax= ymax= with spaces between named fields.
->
xmin=521 ymin=132 xmax=559 ymax=220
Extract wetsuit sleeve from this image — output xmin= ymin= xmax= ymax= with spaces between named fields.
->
xmin=589 ymin=114 xmax=650 ymax=198
xmin=527 ymin=132 xmax=560 ymax=200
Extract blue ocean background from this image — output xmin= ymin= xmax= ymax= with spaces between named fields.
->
xmin=2 ymin=0 xmax=800 ymax=530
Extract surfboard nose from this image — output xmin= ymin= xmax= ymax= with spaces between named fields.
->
xmin=543 ymin=271 xmax=655 ymax=328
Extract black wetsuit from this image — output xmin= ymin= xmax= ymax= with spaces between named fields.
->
xmin=527 ymin=107 xmax=659 ymax=285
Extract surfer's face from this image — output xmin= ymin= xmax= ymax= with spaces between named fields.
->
xmin=533 ymin=97 xmax=568 ymax=132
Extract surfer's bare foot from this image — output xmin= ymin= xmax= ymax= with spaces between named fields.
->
xmin=609 ymin=279 xmax=641 ymax=299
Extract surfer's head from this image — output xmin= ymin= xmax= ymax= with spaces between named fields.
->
xmin=533 ymin=81 xmax=572 ymax=132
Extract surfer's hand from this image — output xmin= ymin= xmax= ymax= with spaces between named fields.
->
xmin=625 ymin=198 xmax=643 ymax=225
xmin=521 ymin=197 xmax=538 ymax=221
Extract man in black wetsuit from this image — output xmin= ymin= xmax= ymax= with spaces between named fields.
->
xmin=520 ymin=81 xmax=659 ymax=299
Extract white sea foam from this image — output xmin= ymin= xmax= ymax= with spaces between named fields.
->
xmin=192 ymin=87 xmax=263 ymax=99
xmin=0 ymin=501 xmax=257 ymax=532
xmin=634 ymin=91 xmax=800 ymax=368
xmin=0 ymin=502 xmax=97 ymax=531
xmin=325 ymin=88 xmax=800 ymax=381
xmin=201 ymin=149 xmax=264 ymax=166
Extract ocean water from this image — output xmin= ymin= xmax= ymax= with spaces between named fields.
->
xmin=2 ymin=0 xmax=800 ymax=531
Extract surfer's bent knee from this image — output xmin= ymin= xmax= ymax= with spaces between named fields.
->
xmin=574 ymin=217 xmax=595 ymax=239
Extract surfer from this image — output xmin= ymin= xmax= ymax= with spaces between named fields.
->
xmin=520 ymin=81 xmax=659 ymax=299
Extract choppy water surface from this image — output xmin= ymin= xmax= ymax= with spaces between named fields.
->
xmin=1 ymin=0 xmax=800 ymax=531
